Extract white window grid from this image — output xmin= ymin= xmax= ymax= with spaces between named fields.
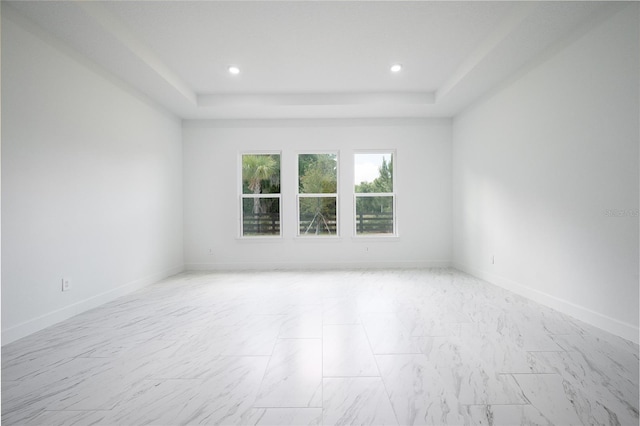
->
xmin=353 ymin=150 xmax=397 ymax=237
xmin=239 ymin=151 xmax=282 ymax=238
xmin=296 ymin=151 xmax=340 ymax=238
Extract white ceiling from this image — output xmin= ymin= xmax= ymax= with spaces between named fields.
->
xmin=5 ymin=1 xmax=618 ymax=119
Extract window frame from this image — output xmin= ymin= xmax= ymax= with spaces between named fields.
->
xmin=239 ymin=151 xmax=282 ymax=239
xmin=353 ymin=150 xmax=398 ymax=238
xmin=296 ymin=151 xmax=340 ymax=238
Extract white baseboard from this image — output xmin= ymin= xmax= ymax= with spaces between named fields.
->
xmin=1 ymin=265 xmax=185 ymax=346
xmin=453 ymin=262 xmax=639 ymax=344
xmin=186 ymin=260 xmax=451 ymax=271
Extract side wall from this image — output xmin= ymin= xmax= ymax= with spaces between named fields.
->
xmin=1 ymin=9 xmax=184 ymax=344
xmin=183 ymin=119 xmax=452 ymax=270
xmin=452 ymin=5 xmax=639 ymax=342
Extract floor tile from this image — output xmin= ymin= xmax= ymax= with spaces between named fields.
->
xmin=323 ymin=299 xmax=360 ymax=325
xmin=103 ymin=379 xmax=210 ymax=425
xmin=397 ymin=308 xmax=462 ymax=337
xmin=60 ymin=341 xmax=181 ymax=411
xmin=465 ymin=404 xmax=552 ymax=425
xmin=512 ymin=373 xmax=583 ymax=425
xmin=529 ymin=351 xmax=639 ymax=425
xmin=24 ymin=410 xmax=110 ymax=426
xmin=1 ymin=356 xmax=118 ymax=420
xmin=323 ymin=325 xmax=378 ymax=377
xmin=357 ymin=295 xmax=397 ymax=314
xmin=105 ymin=356 xmax=267 ymax=425
xmin=2 ymin=269 xmax=637 ymax=425
xmin=254 ymin=339 xmax=323 ymax=408
xmin=457 ymin=325 xmax=556 ymax=374
xmin=418 ymin=336 xmax=528 ymax=405
xmin=279 ymin=309 xmax=323 ymax=338
xmin=361 ymin=313 xmax=422 ymax=354
xmin=245 ymin=408 xmax=322 ymax=426
xmin=323 ymin=377 xmax=398 ymax=425
xmin=161 ymin=314 xmax=283 ymax=358
xmin=376 ymin=354 xmax=467 ymax=425
xmin=551 ymin=330 xmax=640 ymax=382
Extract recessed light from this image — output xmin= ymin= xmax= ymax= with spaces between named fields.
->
xmin=390 ymin=63 xmax=403 ymax=73
xmin=228 ymin=66 xmax=240 ymax=75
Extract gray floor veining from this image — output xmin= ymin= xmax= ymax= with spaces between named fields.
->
xmin=2 ymin=269 xmax=638 ymax=425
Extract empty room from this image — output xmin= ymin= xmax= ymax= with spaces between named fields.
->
xmin=2 ymin=1 xmax=638 ymax=425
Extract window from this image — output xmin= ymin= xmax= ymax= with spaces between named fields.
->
xmin=298 ymin=153 xmax=338 ymax=236
xmin=354 ymin=152 xmax=396 ymax=236
xmin=240 ymin=153 xmax=281 ymax=237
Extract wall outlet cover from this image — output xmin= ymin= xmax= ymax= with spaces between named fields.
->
xmin=62 ymin=278 xmax=72 ymax=292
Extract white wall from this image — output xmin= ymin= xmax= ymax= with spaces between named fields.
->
xmin=183 ymin=119 xmax=452 ymax=270
xmin=1 ymin=10 xmax=184 ymax=344
xmin=452 ymin=5 xmax=639 ymax=342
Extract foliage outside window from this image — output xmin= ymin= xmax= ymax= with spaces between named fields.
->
xmin=298 ymin=153 xmax=338 ymax=236
xmin=354 ymin=152 xmax=395 ymax=235
xmin=241 ymin=153 xmax=281 ymax=237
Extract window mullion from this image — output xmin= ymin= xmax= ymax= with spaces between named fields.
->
xmin=354 ymin=151 xmax=396 ymax=236
xmin=240 ymin=153 xmax=282 ymax=237
xmin=297 ymin=153 xmax=339 ymax=237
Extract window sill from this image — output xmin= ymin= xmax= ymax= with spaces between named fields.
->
xmin=351 ymin=234 xmax=400 ymax=241
xmin=236 ymin=236 xmax=284 ymax=243
xmin=294 ymin=236 xmax=343 ymax=242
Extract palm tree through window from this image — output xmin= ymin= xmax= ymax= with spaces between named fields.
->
xmin=241 ymin=153 xmax=281 ymax=237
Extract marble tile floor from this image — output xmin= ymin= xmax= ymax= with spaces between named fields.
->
xmin=2 ymin=269 xmax=638 ymax=425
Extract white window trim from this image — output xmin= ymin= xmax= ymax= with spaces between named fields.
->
xmin=353 ymin=150 xmax=398 ymax=238
xmin=296 ymin=151 xmax=340 ymax=238
xmin=239 ymin=151 xmax=283 ymax=239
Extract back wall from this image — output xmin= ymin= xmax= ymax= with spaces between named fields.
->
xmin=183 ymin=118 xmax=452 ymax=270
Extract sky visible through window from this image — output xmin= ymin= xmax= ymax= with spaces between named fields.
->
xmin=354 ymin=153 xmax=392 ymax=185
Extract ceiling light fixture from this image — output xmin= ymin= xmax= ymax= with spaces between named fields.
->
xmin=390 ymin=63 xmax=403 ymax=73
xmin=228 ymin=65 xmax=240 ymax=75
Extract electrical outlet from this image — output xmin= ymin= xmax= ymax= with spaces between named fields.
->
xmin=491 ymin=255 xmax=495 ymax=265
xmin=61 ymin=278 xmax=72 ymax=292
xmin=208 ymin=248 xmax=214 ymax=256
